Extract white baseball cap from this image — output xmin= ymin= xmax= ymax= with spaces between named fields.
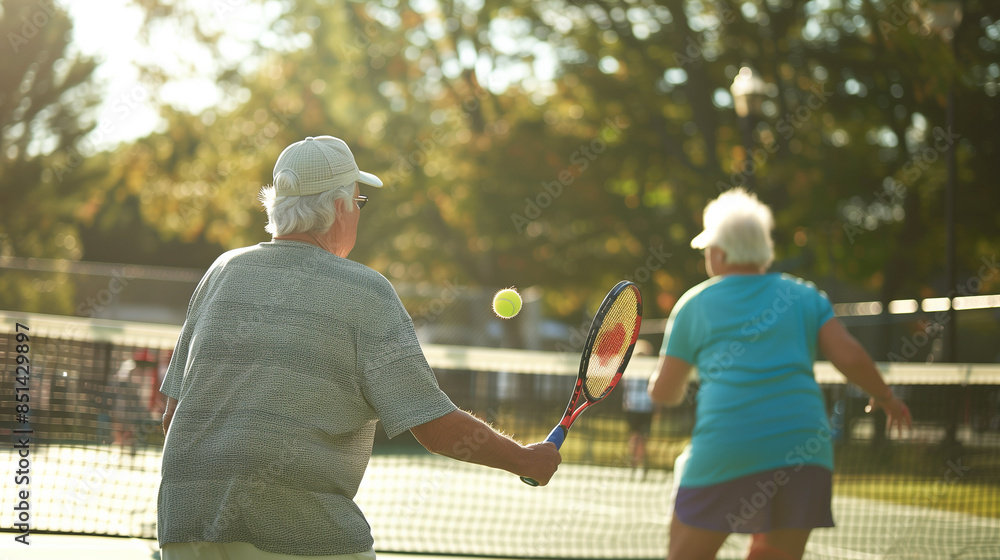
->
xmin=272 ymin=136 xmax=383 ymax=196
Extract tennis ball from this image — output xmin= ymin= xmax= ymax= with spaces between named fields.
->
xmin=492 ymin=288 xmax=522 ymax=319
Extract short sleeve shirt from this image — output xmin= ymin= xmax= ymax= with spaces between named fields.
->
xmin=661 ymin=273 xmax=835 ymax=487
xmin=157 ymin=240 xmax=457 ymax=555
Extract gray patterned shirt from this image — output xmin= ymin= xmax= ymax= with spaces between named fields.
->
xmin=158 ymin=240 xmax=457 ymax=554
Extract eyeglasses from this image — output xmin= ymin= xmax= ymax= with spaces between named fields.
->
xmin=354 ymin=195 xmax=368 ymax=209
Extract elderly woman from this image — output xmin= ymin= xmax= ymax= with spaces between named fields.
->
xmin=157 ymin=136 xmax=561 ymax=560
xmin=649 ymin=188 xmax=911 ymax=560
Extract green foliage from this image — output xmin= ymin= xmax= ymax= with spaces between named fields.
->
xmin=4 ymin=0 xmax=1000 ymax=328
xmin=0 ymin=0 xmax=105 ymax=313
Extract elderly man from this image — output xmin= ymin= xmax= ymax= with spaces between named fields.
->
xmin=158 ymin=136 xmax=561 ymax=560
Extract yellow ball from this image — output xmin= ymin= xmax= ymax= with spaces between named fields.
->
xmin=492 ymin=288 xmax=522 ymax=319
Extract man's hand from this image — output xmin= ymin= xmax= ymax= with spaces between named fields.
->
xmin=520 ymin=441 xmax=561 ymax=486
xmin=412 ymin=410 xmax=562 ymax=483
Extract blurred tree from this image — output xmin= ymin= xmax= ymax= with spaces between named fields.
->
xmin=497 ymin=0 xmax=1000 ymax=306
xmin=0 ymin=0 xmax=102 ymax=313
xmin=14 ymin=0 xmax=1000 ymax=353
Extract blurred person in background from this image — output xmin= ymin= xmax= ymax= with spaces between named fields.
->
xmin=110 ymin=357 xmax=142 ymax=454
xmin=622 ymin=339 xmax=657 ymax=477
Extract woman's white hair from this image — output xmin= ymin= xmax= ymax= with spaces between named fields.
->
xmin=693 ymin=188 xmax=775 ymax=268
xmin=259 ymin=172 xmax=356 ymax=237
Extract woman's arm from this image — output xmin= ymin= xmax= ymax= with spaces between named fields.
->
xmin=648 ymin=355 xmax=694 ymax=406
xmin=818 ymin=318 xmax=912 ymax=435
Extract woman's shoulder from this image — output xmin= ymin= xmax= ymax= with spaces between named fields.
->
xmin=772 ymin=272 xmax=822 ymax=291
xmin=769 ymin=273 xmax=832 ymax=304
xmin=673 ymin=276 xmax=726 ymax=312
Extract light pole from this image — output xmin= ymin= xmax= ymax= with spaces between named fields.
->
xmin=917 ymin=0 xmax=963 ymax=450
xmin=915 ymin=1 xmax=963 ymax=363
xmin=730 ymin=66 xmax=768 ymax=191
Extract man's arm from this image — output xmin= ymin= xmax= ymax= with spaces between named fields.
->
xmin=410 ymin=410 xmax=561 ymax=485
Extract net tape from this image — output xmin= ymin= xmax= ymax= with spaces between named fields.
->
xmin=4 ymin=311 xmax=991 ymax=384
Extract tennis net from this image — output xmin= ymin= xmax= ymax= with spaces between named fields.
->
xmin=1 ymin=311 xmax=998 ymax=559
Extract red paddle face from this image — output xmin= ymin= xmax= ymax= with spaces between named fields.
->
xmin=594 ymin=322 xmax=626 ymax=367
xmin=583 ymin=284 xmax=640 ymax=400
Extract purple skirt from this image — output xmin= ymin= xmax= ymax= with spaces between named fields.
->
xmin=674 ymin=465 xmax=835 ymax=533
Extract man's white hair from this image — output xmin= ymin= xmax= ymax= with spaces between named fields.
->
xmin=694 ymin=188 xmax=774 ymax=268
xmin=259 ymin=171 xmax=356 ymax=237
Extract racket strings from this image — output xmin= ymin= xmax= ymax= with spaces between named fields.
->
xmin=584 ymin=287 xmax=639 ymax=398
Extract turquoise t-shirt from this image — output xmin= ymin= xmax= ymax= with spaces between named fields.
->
xmin=662 ymin=273 xmax=836 ymax=488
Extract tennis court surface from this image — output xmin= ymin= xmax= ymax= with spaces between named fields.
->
xmin=2 ymin=312 xmax=999 ymax=559
xmin=0 ymin=534 xmax=526 ymax=560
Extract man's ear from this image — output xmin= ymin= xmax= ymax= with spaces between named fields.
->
xmin=333 ymin=196 xmax=349 ymax=217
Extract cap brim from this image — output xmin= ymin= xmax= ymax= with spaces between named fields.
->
xmin=690 ymin=229 xmax=714 ymax=249
xmin=358 ymin=170 xmax=383 ymax=188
